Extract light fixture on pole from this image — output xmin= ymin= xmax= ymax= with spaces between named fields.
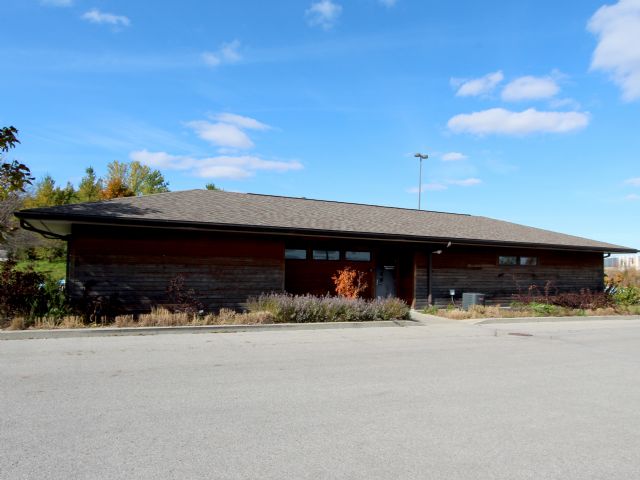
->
xmin=414 ymin=153 xmax=428 ymax=210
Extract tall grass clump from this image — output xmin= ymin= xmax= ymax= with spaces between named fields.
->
xmin=247 ymin=293 xmax=409 ymax=323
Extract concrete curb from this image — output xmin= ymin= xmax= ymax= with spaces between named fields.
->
xmin=475 ymin=315 xmax=640 ymax=325
xmin=0 ymin=319 xmax=422 ymax=340
xmin=409 ymin=310 xmax=456 ymax=325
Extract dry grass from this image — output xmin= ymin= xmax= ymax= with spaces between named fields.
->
xmin=124 ymin=307 xmax=276 ymax=327
xmin=429 ymin=303 xmax=640 ymax=320
xmin=3 ymin=308 xmax=276 ymax=330
xmin=7 ymin=316 xmax=86 ymax=330
xmin=434 ymin=306 xmax=536 ymax=320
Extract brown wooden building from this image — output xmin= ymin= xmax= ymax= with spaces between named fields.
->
xmin=16 ymin=190 xmax=637 ymax=312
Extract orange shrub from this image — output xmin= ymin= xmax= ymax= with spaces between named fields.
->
xmin=332 ymin=267 xmax=368 ymax=299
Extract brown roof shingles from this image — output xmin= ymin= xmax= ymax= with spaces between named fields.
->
xmin=16 ymin=189 xmax=637 ymax=252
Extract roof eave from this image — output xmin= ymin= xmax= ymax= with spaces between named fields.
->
xmin=15 ymin=211 xmax=638 ymax=254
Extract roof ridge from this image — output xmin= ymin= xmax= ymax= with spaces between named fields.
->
xmin=201 ymin=189 xmax=472 ymax=217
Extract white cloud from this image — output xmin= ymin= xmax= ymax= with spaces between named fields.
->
xmin=449 ymin=178 xmax=482 ymax=187
xmin=130 ymin=150 xmax=303 ymax=180
xmin=408 ymin=183 xmax=447 ymax=193
xmin=454 ymin=71 xmax=504 ymax=97
xmin=625 ymin=177 xmax=640 ymax=186
xmin=306 ymin=0 xmax=342 ymax=29
xmin=588 ymin=0 xmax=640 ymax=101
xmin=549 ymin=97 xmax=581 ymax=109
xmin=441 ymin=152 xmax=468 ymax=161
xmin=379 ymin=0 xmax=398 ymax=6
xmin=187 ymin=113 xmax=272 ymax=151
xmin=407 ymin=178 xmax=481 ymax=193
xmin=82 ymin=9 xmax=130 ymax=27
xmin=501 ymin=75 xmax=560 ymax=101
xmin=202 ymin=52 xmax=221 ymax=67
xmin=448 ymin=108 xmax=590 ymax=135
xmin=41 ymin=0 xmax=73 ymax=6
xmin=220 ymin=40 xmax=242 ymax=62
xmin=187 ymin=121 xmax=254 ymax=149
xmin=625 ymin=193 xmax=640 ymax=200
xmin=212 ymin=113 xmax=271 ymax=131
xmin=202 ymin=40 xmax=242 ymax=67
xmin=407 ymin=183 xmax=447 ymax=193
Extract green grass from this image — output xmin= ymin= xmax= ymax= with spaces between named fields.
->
xmin=15 ymin=259 xmax=66 ymax=281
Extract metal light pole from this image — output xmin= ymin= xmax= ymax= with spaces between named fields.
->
xmin=414 ymin=153 xmax=428 ymax=210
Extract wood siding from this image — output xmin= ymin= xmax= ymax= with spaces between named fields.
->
xmin=283 ymin=241 xmax=415 ymax=303
xmin=66 ymin=225 xmax=604 ymax=313
xmin=414 ymin=246 xmax=604 ymax=307
xmin=68 ymin=226 xmax=285 ymax=313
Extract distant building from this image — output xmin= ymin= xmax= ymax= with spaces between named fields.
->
xmin=604 ymin=257 xmax=620 ymax=268
xmin=606 ymin=254 xmax=640 ymax=270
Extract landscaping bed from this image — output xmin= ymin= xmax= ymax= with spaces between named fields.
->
xmin=2 ymin=294 xmax=410 ymax=331
xmin=424 ymin=303 xmax=640 ymax=320
xmin=424 ymin=285 xmax=640 ymax=320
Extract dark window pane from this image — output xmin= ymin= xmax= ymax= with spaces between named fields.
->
xmin=499 ymin=256 xmax=517 ymax=265
xmin=312 ymin=250 xmax=326 ymax=260
xmin=520 ymin=256 xmax=538 ymax=266
xmin=285 ymin=249 xmax=307 ymax=260
xmin=345 ymin=251 xmax=371 ymax=262
xmin=313 ymin=250 xmax=340 ymax=260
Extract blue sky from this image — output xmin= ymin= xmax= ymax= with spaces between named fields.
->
xmin=2 ymin=0 xmax=639 ymax=248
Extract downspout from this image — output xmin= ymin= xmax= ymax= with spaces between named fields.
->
xmin=427 ymin=252 xmax=433 ymax=306
xmin=428 ymin=241 xmax=452 ymax=307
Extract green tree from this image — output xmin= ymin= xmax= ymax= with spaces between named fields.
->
xmin=76 ymin=167 xmax=103 ymax=202
xmin=103 ymin=160 xmax=169 ymax=198
xmin=128 ymin=161 xmax=169 ymax=195
xmin=0 ymin=126 xmax=34 ymax=200
xmin=24 ymin=175 xmax=76 ymax=209
xmin=205 ymin=183 xmax=222 ymax=191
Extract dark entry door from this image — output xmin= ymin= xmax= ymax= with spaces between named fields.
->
xmin=376 ymin=255 xmax=397 ymax=298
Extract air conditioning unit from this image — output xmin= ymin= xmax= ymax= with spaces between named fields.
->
xmin=462 ymin=292 xmax=485 ymax=310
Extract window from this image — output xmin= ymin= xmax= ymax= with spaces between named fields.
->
xmin=499 ymin=255 xmax=538 ymax=266
xmin=519 ymin=256 xmax=538 ymax=266
xmin=345 ymin=251 xmax=371 ymax=262
xmin=285 ymin=249 xmax=307 ymax=260
xmin=498 ymin=256 xmax=517 ymax=265
xmin=312 ymin=250 xmax=340 ymax=260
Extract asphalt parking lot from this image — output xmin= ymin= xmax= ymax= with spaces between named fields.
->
xmin=2 ymin=318 xmax=640 ymax=479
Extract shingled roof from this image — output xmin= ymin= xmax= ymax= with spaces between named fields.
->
xmin=15 ymin=189 xmax=637 ymax=253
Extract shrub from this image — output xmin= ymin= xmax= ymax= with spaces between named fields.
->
xmin=165 ymin=275 xmax=203 ymax=314
xmin=247 ymin=293 xmax=409 ymax=323
xmin=529 ymin=302 xmax=560 ymax=316
xmin=422 ymin=305 xmax=439 ymax=315
xmin=332 ymin=267 xmax=368 ymax=299
xmin=612 ymin=285 xmax=640 ymax=306
xmin=606 ymin=269 xmax=640 ymax=288
xmin=0 ymin=260 xmax=69 ymax=327
xmin=29 ymin=277 xmax=69 ymax=319
xmin=513 ymin=286 xmax=614 ymax=310
xmin=0 ymin=259 xmax=43 ymax=321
